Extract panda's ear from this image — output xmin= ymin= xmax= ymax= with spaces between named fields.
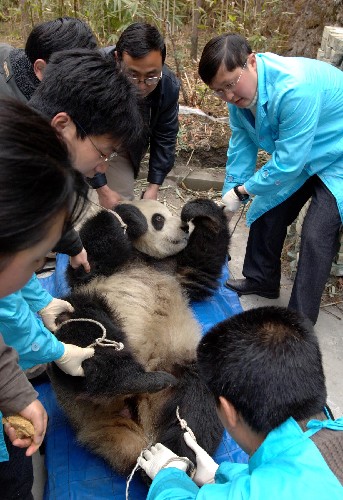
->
xmin=116 ymin=204 xmax=148 ymax=240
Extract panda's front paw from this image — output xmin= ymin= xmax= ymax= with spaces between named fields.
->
xmin=181 ymin=199 xmax=221 ymax=232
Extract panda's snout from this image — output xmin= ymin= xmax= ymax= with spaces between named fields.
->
xmin=180 ymin=222 xmax=189 ymax=234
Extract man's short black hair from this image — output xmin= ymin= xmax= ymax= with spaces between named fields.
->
xmin=198 ymin=33 xmax=252 ymax=85
xmin=197 ymin=306 xmax=327 ymax=434
xmin=116 ymin=22 xmax=166 ymax=65
xmin=25 ymin=16 xmax=98 ymax=64
xmin=29 ymin=48 xmax=143 ymax=149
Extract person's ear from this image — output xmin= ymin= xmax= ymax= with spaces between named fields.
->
xmin=248 ymin=53 xmax=257 ymax=71
xmin=33 ymin=59 xmax=47 ymax=81
xmin=219 ymin=396 xmax=239 ymax=428
xmin=50 ymin=113 xmax=76 ymax=140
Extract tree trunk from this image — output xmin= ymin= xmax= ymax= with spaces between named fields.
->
xmin=190 ymin=0 xmax=202 ymax=61
xmin=20 ymin=0 xmax=31 ymax=39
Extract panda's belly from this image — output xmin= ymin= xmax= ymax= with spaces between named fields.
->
xmin=80 ymin=265 xmax=202 ymax=371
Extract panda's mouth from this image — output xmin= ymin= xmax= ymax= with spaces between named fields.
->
xmin=169 ymin=236 xmax=189 ymax=246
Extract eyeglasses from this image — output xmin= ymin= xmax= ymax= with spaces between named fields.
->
xmin=212 ymin=60 xmax=248 ymax=99
xmin=127 ymin=71 xmax=162 ymax=86
xmin=75 ymin=121 xmax=118 ymax=162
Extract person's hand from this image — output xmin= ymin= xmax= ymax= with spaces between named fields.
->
xmin=39 ymin=298 xmax=74 ymax=332
xmin=3 ymin=400 xmax=48 ymax=457
xmin=137 ymin=443 xmax=188 ymax=480
xmin=142 ymin=183 xmax=159 ymax=200
xmin=184 ymin=432 xmax=219 ymax=486
xmin=97 ymin=185 xmax=122 ymax=209
xmin=222 ymin=188 xmax=242 ymax=213
xmin=54 ymin=343 xmax=94 ymax=376
xmin=70 ymin=248 xmax=90 ymax=273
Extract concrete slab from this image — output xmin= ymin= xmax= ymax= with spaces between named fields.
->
xmin=228 ymin=211 xmax=343 ymax=418
xmin=167 ymin=166 xmax=225 ymax=192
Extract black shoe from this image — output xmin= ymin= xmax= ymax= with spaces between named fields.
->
xmin=225 ymin=278 xmax=280 ymax=299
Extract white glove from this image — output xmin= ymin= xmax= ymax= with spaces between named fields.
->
xmin=222 ymin=188 xmax=242 ymax=213
xmin=137 ymin=443 xmax=188 ymax=480
xmin=54 ymin=343 xmax=94 ymax=377
xmin=39 ymin=298 xmax=74 ymax=332
xmin=184 ymin=432 xmax=219 ymax=486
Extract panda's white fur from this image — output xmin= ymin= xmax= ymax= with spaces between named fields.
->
xmin=79 ymin=265 xmax=201 ymax=371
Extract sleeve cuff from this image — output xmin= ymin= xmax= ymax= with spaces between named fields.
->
xmin=86 ymin=173 xmax=107 ymax=189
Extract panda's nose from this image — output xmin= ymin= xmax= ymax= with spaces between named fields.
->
xmin=181 ymin=223 xmax=189 ymax=234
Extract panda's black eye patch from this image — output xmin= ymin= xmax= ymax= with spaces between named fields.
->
xmin=151 ymin=214 xmax=165 ymax=230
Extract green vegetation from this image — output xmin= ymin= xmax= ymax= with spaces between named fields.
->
xmin=0 ymin=0 xmax=288 ymax=52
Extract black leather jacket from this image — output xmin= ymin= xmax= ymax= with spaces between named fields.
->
xmin=89 ymin=50 xmax=180 ymax=188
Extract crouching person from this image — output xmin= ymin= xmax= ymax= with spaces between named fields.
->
xmin=138 ymin=306 xmax=343 ymax=499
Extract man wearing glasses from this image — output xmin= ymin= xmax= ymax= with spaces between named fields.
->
xmin=198 ymin=33 xmax=343 ymax=326
xmin=90 ymin=22 xmax=180 ymax=208
xmin=29 ymin=48 xmax=143 ymax=271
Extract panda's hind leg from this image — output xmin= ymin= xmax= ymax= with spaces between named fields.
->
xmin=155 ymin=363 xmax=224 ymax=462
xmin=76 ymin=398 xmax=150 ymax=476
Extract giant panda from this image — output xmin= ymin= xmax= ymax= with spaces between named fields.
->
xmin=49 ymin=198 xmax=230 ymax=476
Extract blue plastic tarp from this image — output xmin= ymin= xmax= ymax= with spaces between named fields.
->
xmin=37 ymin=254 xmax=248 ymax=499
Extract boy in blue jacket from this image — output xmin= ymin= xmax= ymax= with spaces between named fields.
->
xmin=138 ymin=306 xmax=343 ymax=499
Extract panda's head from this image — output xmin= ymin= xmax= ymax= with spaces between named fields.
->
xmin=120 ymin=200 xmax=192 ymax=259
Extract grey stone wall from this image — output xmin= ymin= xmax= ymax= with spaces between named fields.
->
xmin=317 ymin=26 xmax=343 ymax=68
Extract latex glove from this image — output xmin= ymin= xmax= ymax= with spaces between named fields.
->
xmin=137 ymin=443 xmax=188 ymax=480
xmin=4 ymin=399 xmax=48 ymax=457
xmin=54 ymin=343 xmax=94 ymax=377
xmin=70 ymin=248 xmax=90 ymax=273
xmin=184 ymin=431 xmax=219 ymax=486
xmin=222 ymin=188 xmax=242 ymax=213
xmin=39 ymin=298 xmax=74 ymax=332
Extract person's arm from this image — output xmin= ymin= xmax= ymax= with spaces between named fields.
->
xmin=244 ymin=85 xmax=322 ymax=196
xmin=53 ymin=224 xmax=90 ymax=272
xmin=144 ymin=78 xmax=180 ymax=198
xmin=0 ymin=294 xmax=93 ymax=374
xmin=0 ymin=335 xmax=38 ymax=413
xmin=20 ymin=274 xmax=53 ymax=312
xmin=147 ymin=462 xmax=248 ymax=500
xmin=0 ymin=290 xmax=65 ymax=367
xmin=0 ymin=333 xmax=47 ymax=455
xmin=18 ymin=274 xmax=74 ymax=332
xmin=87 ymin=173 xmax=122 ymax=209
xmin=222 ymin=105 xmax=259 ymax=196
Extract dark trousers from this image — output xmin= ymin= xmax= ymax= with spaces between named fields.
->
xmin=243 ymin=176 xmax=342 ymax=324
xmin=0 ymin=434 xmax=33 ymax=500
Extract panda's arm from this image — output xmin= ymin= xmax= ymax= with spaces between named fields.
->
xmin=176 ymin=199 xmax=230 ymax=301
xmin=67 ymin=210 xmax=134 ymax=287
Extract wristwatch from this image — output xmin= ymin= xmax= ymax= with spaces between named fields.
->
xmin=234 ymin=185 xmax=250 ymax=202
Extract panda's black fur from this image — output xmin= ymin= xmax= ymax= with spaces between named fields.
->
xmin=49 ymin=198 xmax=230 ymax=476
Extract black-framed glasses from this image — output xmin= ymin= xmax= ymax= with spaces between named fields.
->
xmin=75 ymin=120 xmax=118 ymax=162
xmin=212 ymin=60 xmax=248 ymax=99
xmin=127 ymin=71 xmax=162 ymax=86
